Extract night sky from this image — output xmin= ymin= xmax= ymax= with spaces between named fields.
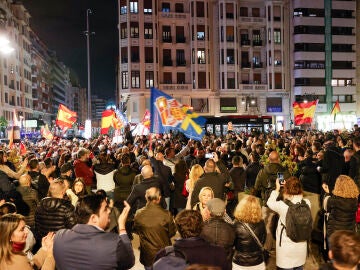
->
xmin=24 ymin=0 xmax=118 ymax=100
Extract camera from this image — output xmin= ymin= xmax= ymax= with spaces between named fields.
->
xmin=277 ymin=172 xmax=285 ymax=185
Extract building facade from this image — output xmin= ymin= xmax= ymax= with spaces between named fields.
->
xmin=290 ymin=0 xmax=357 ymax=130
xmin=118 ymin=0 xmax=291 ymax=132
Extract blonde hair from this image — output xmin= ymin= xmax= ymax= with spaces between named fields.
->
xmin=198 ymin=187 xmax=214 ymax=203
xmin=0 ymin=214 xmax=25 ymax=264
xmin=234 ymin=195 xmax=262 ymax=223
xmin=333 ymin=175 xmax=359 ymax=199
xmin=189 ymin=164 xmax=204 ymax=191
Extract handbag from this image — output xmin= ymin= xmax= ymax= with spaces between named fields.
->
xmin=242 ymin=222 xmax=270 ymax=264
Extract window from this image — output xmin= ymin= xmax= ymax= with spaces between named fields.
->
xmin=177 ymin=72 xmax=185 ymax=84
xmin=145 ymin=47 xmax=153 ymax=63
xmin=120 ymin=23 xmax=127 ymax=39
xmin=196 ymin=1 xmax=205 ymax=17
xmin=226 ymin=26 xmax=234 ymax=42
xmin=144 ymin=0 xmax=152 ymax=14
xmin=175 ymin=3 xmax=184 ymax=13
xmin=131 ymin=46 xmax=139 ymax=62
xmin=122 ymin=72 xmax=128 ymax=88
xmin=145 ymin=71 xmax=154 ymax=88
xmin=162 ymin=26 xmax=171 ymax=42
xmin=197 ymin=25 xmax=205 ymax=40
xmin=226 ymin=49 xmax=235 ymax=64
xmin=162 ymin=2 xmax=170 ymax=12
xmin=130 ymin=22 xmax=139 ymax=38
xmin=227 ymin=72 xmax=235 ymax=89
xmin=240 ymin=7 xmax=248 ymax=16
xmin=163 ymin=72 xmax=172 ymax=84
xmin=252 ymin=8 xmax=260 ymax=17
xmin=4 ymin=75 xmax=7 ymax=85
xmin=274 ymin=29 xmax=281 ymax=44
xmin=130 ymin=1 xmax=138 ymax=13
xmin=4 ymin=92 xmax=8 ymax=103
xmin=197 ymin=49 xmax=206 ymax=64
xmin=176 ymin=50 xmax=185 ymax=66
xmin=144 ymin=23 xmax=153 ymax=39
xmin=121 ymin=47 xmax=128 ymax=63
xmin=226 ymin=3 xmax=234 ymax=19
xmin=176 ymin=26 xmax=185 ymax=43
xmin=198 ymin=72 xmax=206 ymax=88
xmin=120 ymin=0 xmax=127 ymax=14
xmin=131 ymin=71 xmax=140 ymax=88
xmin=220 ymin=98 xmax=237 ymax=112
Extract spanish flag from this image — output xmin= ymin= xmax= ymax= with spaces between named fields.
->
xmin=40 ymin=124 xmax=54 ymax=140
xmin=101 ymin=109 xmax=116 ymax=134
xmin=56 ymin=104 xmax=77 ymax=131
xmin=293 ymin=100 xmax=318 ymax=125
xmin=331 ymin=100 xmax=340 ymax=121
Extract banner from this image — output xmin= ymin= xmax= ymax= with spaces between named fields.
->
xmin=150 ymin=87 xmax=206 ymax=141
xmin=56 ymin=104 xmax=77 ymax=131
xmin=293 ymin=100 xmax=318 ymax=125
xmin=132 ymin=110 xmax=151 ymax=136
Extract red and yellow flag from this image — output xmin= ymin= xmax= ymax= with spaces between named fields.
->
xmin=56 ymin=104 xmax=77 ymax=130
xmin=40 ymin=124 xmax=54 ymax=140
xmin=331 ymin=100 xmax=340 ymax=121
xmin=293 ymin=100 xmax=318 ymax=125
xmin=101 ymin=109 xmax=116 ymax=134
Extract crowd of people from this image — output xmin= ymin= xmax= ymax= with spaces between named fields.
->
xmin=0 ymin=126 xmax=360 ymax=270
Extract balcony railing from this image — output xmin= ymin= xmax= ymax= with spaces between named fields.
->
xmin=163 ymin=60 xmax=173 ymax=66
xmin=241 ymin=39 xmax=250 ymax=46
xmin=176 ymin=36 xmax=186 ymax=43
xmin=253 ymin=40 xmax=263 ymax=46
xmin=162 ymin=36 xmax=172 ymax=43
xmin=176 ymin=60 xmax=186 ymax=66
xmin=159 ymin=83 xmax=191 ymax=91
xmin=253 ymin=62 xmax=263 ymax=68
xmin=241 ymin=62 xmax=251 ymax=68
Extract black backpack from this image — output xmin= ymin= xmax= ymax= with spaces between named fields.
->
xmin=279 ymin=199 xmax=312 ymax=245
xmin=153 ymin=246 xmax=188 ymax=270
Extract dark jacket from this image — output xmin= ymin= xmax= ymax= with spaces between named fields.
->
xmin=245 ymin=161 xmax=262 ymax=189
xmin=172 ymin=171 xmax=187 ymax=209
xmin=298 ymin=157 xmax=321 ymax=194
xmin=325 ymin=195 xmax=358 ymax=237
xmin=229 ymin=166 xmax=246 ymax=193
xmin=320 ymin=146 xmax=345 ymax=192
xmin=126 ymin=177 xmax=166 ymax=216
xmin=113 ymin=165 xmax=137 ymax=208
xmin=150 ymin=157 xmax=172 ymax=197
xmin=233 ymin=220 xmax=266 ymax=267
xmin=191 ymin=172 xmax=227 ymax=208
xmin=16 ymin=186 xmax=39 ymax=228
xmin=133 ymin=203 xmax=176 ymax=266
xmin=349 ymin=150 xmax=360 ymax=189
xmin=54 ymin=224 xmax=135 ymax=270
xmin=28 ymin=171 xmax=49 ymax=199
xmin=35 ymin=197 xmax=76 ymax=240
xmin=200 ymin=217 xmax=235 ymax=264
xmin=155 ymin=237 xmax=230 ymax=270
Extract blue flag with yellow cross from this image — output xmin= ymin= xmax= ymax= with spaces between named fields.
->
xmin=150 ymin=87 xmax=206 ymax=141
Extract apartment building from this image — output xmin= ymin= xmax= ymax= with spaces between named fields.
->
xmin=290 ymin=0 xmax=357 ymax=130
xmin=118 ymin=0 xmax=291 ymax=132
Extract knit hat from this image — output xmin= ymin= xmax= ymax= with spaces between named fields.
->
xmin=206 ymin=198 xmax=226 ymax=217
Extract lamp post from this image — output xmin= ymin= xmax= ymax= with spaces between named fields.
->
xmin=84 ymin=9 xmax=94 ymax=120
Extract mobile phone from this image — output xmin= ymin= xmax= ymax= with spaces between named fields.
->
xmin=277 ymin=172 xmax=285 ymax=185
xmin=205 ymin=153 xmax=213 ymax=159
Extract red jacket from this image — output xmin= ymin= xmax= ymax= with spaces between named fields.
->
xmin=73 ymin=159 xmax=94 ymax=186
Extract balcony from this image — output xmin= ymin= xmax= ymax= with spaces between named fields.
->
xmin=176 ymin=36 xmax=186 ymax=43
xmin=176 ymin=60 xmax=186 ymax=66
xmin=226 ymin=36 xmax=234 ymax=42
xmin=241 ymin=62 xmax=251 ymax=68
xmin=241 ymin=39 xmax=250 ymax=46
xmin=121 ymin=58 xmax=128 ymax=63
xmin=162 ymin=36 xmax=172 ymax=43
xmin=159 ymin=12 xmax=188 ymax=20
xmin=163 ymin=60 xmax=173 ymax=66
xmin=253 ymin=62 xmax=263 ymax=68
xmin=159 ymin=83 xmax=191 ymax=91
xmin=239 ymin=84 xmax=267 ymax=91
xmin=252 ymin=40 xmax=263 ymax=46
xmin=238 ymin=16 xmax=266 ymax=24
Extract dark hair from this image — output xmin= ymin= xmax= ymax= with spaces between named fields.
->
xmin=72 ymin=178 xmax=88 ymax=197
xmin=329 ymin=230 xmax=360 ymax=268
xmin=283 ymin=176 xmax=303 ymax=195
xmin=95 ymin=189 xmax=107 ymax=199
xmin=353 ymin=136 xmax=360 ymax=148
xmin=75 ymin=194 xmax=106 ymax=224
xmin=28 ymin=158 xmax=39 ymax=170
xmin=121 ymin=153 xmax=130 ymax=165
xmin=44 ymin=157 xmax=53 ymax=167
xmin=232 ymin=155 xmax=242 ymax=165
xmin=175 ymin=210 xmax=203 ymax=238
xmin=249 ymin=151 xmax=260 ymax=162
xmin=0 ymin=202 xmax=17 ymax=216
xmin=0 ymin=150 xmax=6 ymax=165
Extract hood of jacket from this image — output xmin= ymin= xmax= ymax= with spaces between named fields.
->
xmin=39 ymin=197 xmax=70 ymax=213
xmin=94 ymin=163 xmax=115 ymax=175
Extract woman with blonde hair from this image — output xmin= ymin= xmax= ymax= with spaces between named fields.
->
xmin=192 ymin=187 xmax=214 ymax=221
xmin=185 ymin=164 xmax=204 ymax=209
xmin=323 ymin=175 xmax=359 ymax=237
xmin=0 ymin=213 xmax=55 ymax=270
xmin=233 ymin=195 xmax=266 ymax=270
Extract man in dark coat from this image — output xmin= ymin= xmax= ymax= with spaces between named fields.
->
xmin=154 ymin=210 xmax=230 ymax=270
xmin=53 ymin=194 xmax=135 ymax=270
xmin=28 ymin=158 xmax=49 ymax=199
xmin=349 ymin=136 xmax=360 ymax=189
xmin=190 ymin=159 xmax=227 ymax=208
xmin=318 ymin=140 xmax=345 ymax=192
xmin=133 ymin=187 xmax=176 ymax=269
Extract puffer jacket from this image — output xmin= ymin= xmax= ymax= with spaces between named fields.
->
xmin=233 ymin=220 xmax=266 ymax=267
xmin=16 ymin=186 xmax=39 ymax=228
xmin=35 ymin=197 xmax=76 ymax=240
xmin=325 ymin=195 xmax=358 ymax=237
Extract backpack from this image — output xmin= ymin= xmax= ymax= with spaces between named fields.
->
xmin=153 ymin=246 xmax=188 ymax=270
xmin=279 ymin=199 xmax=312 ymax=245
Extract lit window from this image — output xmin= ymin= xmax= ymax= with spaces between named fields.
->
xmin=197 ymin=49 xmax=206 ymax=64
xmin=130 ymin=1 xmax=138 ymax=14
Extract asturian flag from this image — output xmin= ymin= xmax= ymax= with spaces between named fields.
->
xmin=150 ymin=87 xmax=206 ymax=141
